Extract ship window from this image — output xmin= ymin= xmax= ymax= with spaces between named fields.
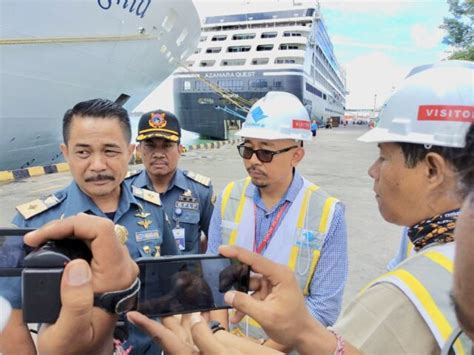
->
xmin=200 ymin=36 xmax=207 ymax=42
xmin=198 ymin=98 xmax=215 ymax=104
xmin=275 ymin=57 xmax=303 ymax=64
xmin=212 ymin=35 xmax=227 ymax=41
xmin=283 ymin=31 xmax=304 ymax=37
xmin=276 ymin=21 xmax=295 ymax=27
xmin=184 ymin=81 xmax=192 ymax=91
xmin=279 ymin=43 xmax=305 ymax=50
xmin=217 ymin=79 xmax=244 ymax=90
xmin=232 ymin=33 xmax=256 ymax=40
xmin=162 ymin=9 xmax=177 ymax=32
xmin=206 ymin=47 xmax=222 ymax=53
xmin=273 ymin=80 xmax=283 ymax=89
xmin=195 ymin=81 xmax=209 ymax=91
xmin=223 ymin=25 xmax=239 ymax=30
xmin=194 ymin=48 xmax=201 ymax=54
xmin=249 ymin=79 xmax=268 ymax=89
xmin=256 ymin=44 xmax=273 ymax=51
xmin=251 ymin=58 xmax=269 ymax=65
xmin=227 ymin=46 xmax=251 ymax=52
xmin=221 ymin=59 xmax=246 ymax=66
xmin=261 ymin=32 xmax=277 ymax=38
xmin=200 ymin=60 xmax=215 ymax=67
xmin=305 ymin=83 xmax=323 ymax=98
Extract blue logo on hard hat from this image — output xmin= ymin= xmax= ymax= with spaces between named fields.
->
xmin=250 ymin=106 xmax=267 ymax=122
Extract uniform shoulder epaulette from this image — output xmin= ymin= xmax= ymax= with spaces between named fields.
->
xmin=132 ymin=185 xmax=161 ymax=206
xmin=16 ymin=193 xmax=65 ymax=220
xmin=125 ymin=169 xmax=142 ymax=179
xmin=185 ymin=170 xmax=211 ymax=187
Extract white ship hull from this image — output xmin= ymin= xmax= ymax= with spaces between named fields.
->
xmin=0 ymin=0 xmax=200 ymax=171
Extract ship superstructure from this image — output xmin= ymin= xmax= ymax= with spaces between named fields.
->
xmin=174 ymin=0 xmax=346 ymax=139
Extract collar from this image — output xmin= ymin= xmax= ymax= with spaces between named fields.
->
xmin=248 ymin=171 xmax=303 ymax=214
xmin=135 ymin=169 xmax=187 ymax=193
xmin=62 ymin=181 xmax=141 ymax=221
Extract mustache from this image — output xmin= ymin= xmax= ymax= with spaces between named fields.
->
xmin=247 ymin=166 xmax=267 ymax=177
xmin=85 ymin=174 xmax=115 ymax=182
xmin=151 ymin=158 xmax=168 ymax=165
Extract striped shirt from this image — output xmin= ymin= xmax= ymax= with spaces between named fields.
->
xmin=207 ymin=172 xmax=348 ymax=326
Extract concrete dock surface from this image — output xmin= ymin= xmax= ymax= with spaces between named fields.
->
xmin=0 ymin=125 xmax=403 ymax=306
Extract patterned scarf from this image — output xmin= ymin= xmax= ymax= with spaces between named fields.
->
xmin=408 ymin=209 xmax=460 ymax=252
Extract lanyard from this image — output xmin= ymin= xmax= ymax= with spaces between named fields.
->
xmin=253 ymin=201 xmax=290 ymax=254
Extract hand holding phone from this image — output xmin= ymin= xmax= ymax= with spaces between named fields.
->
xmin=137 ymin=255 xmax=250 ymax=317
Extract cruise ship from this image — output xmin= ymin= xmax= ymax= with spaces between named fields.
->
xmin=173 ymin=0 xmax=347 ymax=140
xmin=0 ymin=0 xmax=200 ymax=171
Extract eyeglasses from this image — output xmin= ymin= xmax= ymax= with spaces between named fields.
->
xmin=237 ymin=144 xmax=299 ymax=163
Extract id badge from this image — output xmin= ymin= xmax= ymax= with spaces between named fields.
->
xmin=173 ymin=227 xmax=185 ymax=250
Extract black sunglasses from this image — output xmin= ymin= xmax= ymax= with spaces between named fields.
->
xmin=237 ymin=144 xmax=299 ymax=163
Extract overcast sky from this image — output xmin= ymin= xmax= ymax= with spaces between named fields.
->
xmin=136 ymin=0 xmax=451 ymax=112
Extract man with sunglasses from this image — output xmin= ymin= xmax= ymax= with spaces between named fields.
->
xmin=207 ymin=91 xmax=348 ymax=352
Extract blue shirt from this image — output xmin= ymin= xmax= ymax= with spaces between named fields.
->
xmin=387 ymin=227 xmax=410 ymax=271
xmin=127 ymin=169 xmax=214 ymax=254
xmin=0 ymin=181 xmax=178 ymax=355
xmin=207 ymin=172 xmax=348 ymax=326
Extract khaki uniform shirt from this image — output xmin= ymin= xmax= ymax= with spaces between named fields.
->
xmin=333 ymin=283 xmax=439 ymax=354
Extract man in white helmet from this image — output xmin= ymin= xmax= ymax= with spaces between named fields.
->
xmin=329 ymin=60 xmax=473 ymax=353
xmin=207 ymin=91 xmax=348 ymax=351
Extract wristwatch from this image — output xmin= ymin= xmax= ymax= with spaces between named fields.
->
xmin=93 ymin=278 xmax=141 ymax=314
xmin=208 ymin=320 xmax=226 ymax=334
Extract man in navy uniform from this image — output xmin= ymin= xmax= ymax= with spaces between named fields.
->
xmin=128 ymin=109 xmax=214 ymax=254
xmin=0 ymin=99 xmax=178 ymax=355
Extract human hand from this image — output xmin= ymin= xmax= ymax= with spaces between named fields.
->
xmin=37 ymin=259 xmax=113 ymax=355
xmin=23 ymin=213 xmax=139 ymax=293
xmin=218 ymin=245 xmax=320 ymax=349
xmin=24 ymin=214 xmax=139 ymax=354
xmin=127 ymin=312 xmax=199 ymax=355
xmin=127 ymin=312 xmax=281 ymax=355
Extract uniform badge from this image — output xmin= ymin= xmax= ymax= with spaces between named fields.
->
xmin=137 ymin=219 xmax=152 ymax=229
xmin=114 ymin=224 xmax=129 ymax=245
xmin=135 ymin=230 xmax=161 ymax=243
xmin=135 ymin=211 xmax=151 ymax=219
xmin=149 ymin=112 xmax=167 ymax=129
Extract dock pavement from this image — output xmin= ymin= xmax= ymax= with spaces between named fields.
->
xmin=0 ymin=125 xmax=403 ymax=306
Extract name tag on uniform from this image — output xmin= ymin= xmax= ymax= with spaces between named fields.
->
xmin=135 ymin=230 xmax=161 ymax=243
xmin=176 ymin=201 xmax=199 ymax=210
xmin=173 ymin=227 xmax=185 ymax=250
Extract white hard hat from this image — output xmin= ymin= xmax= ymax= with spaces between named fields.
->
xmin=236 ymin=91 xmax=312 ymax=141
xmin=359 ymin=60 xmax=473 ymax=148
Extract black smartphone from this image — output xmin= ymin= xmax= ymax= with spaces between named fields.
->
xmin=0 ymin=228 xmax=34 ymax=274
xmin=136 ymin=255 xmax=250 ymax=317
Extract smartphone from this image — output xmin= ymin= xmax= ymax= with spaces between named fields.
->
xmin=0 ymin=228 xmax=34 ymax=274
xmin=136 ymin=255 xmax=250 ymax=317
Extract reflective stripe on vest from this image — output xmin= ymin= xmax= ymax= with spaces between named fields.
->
xmin=221 ymin=177 xmax=338 ymax=339
xmin=368 ymin=244 xmax=470 ymax=354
